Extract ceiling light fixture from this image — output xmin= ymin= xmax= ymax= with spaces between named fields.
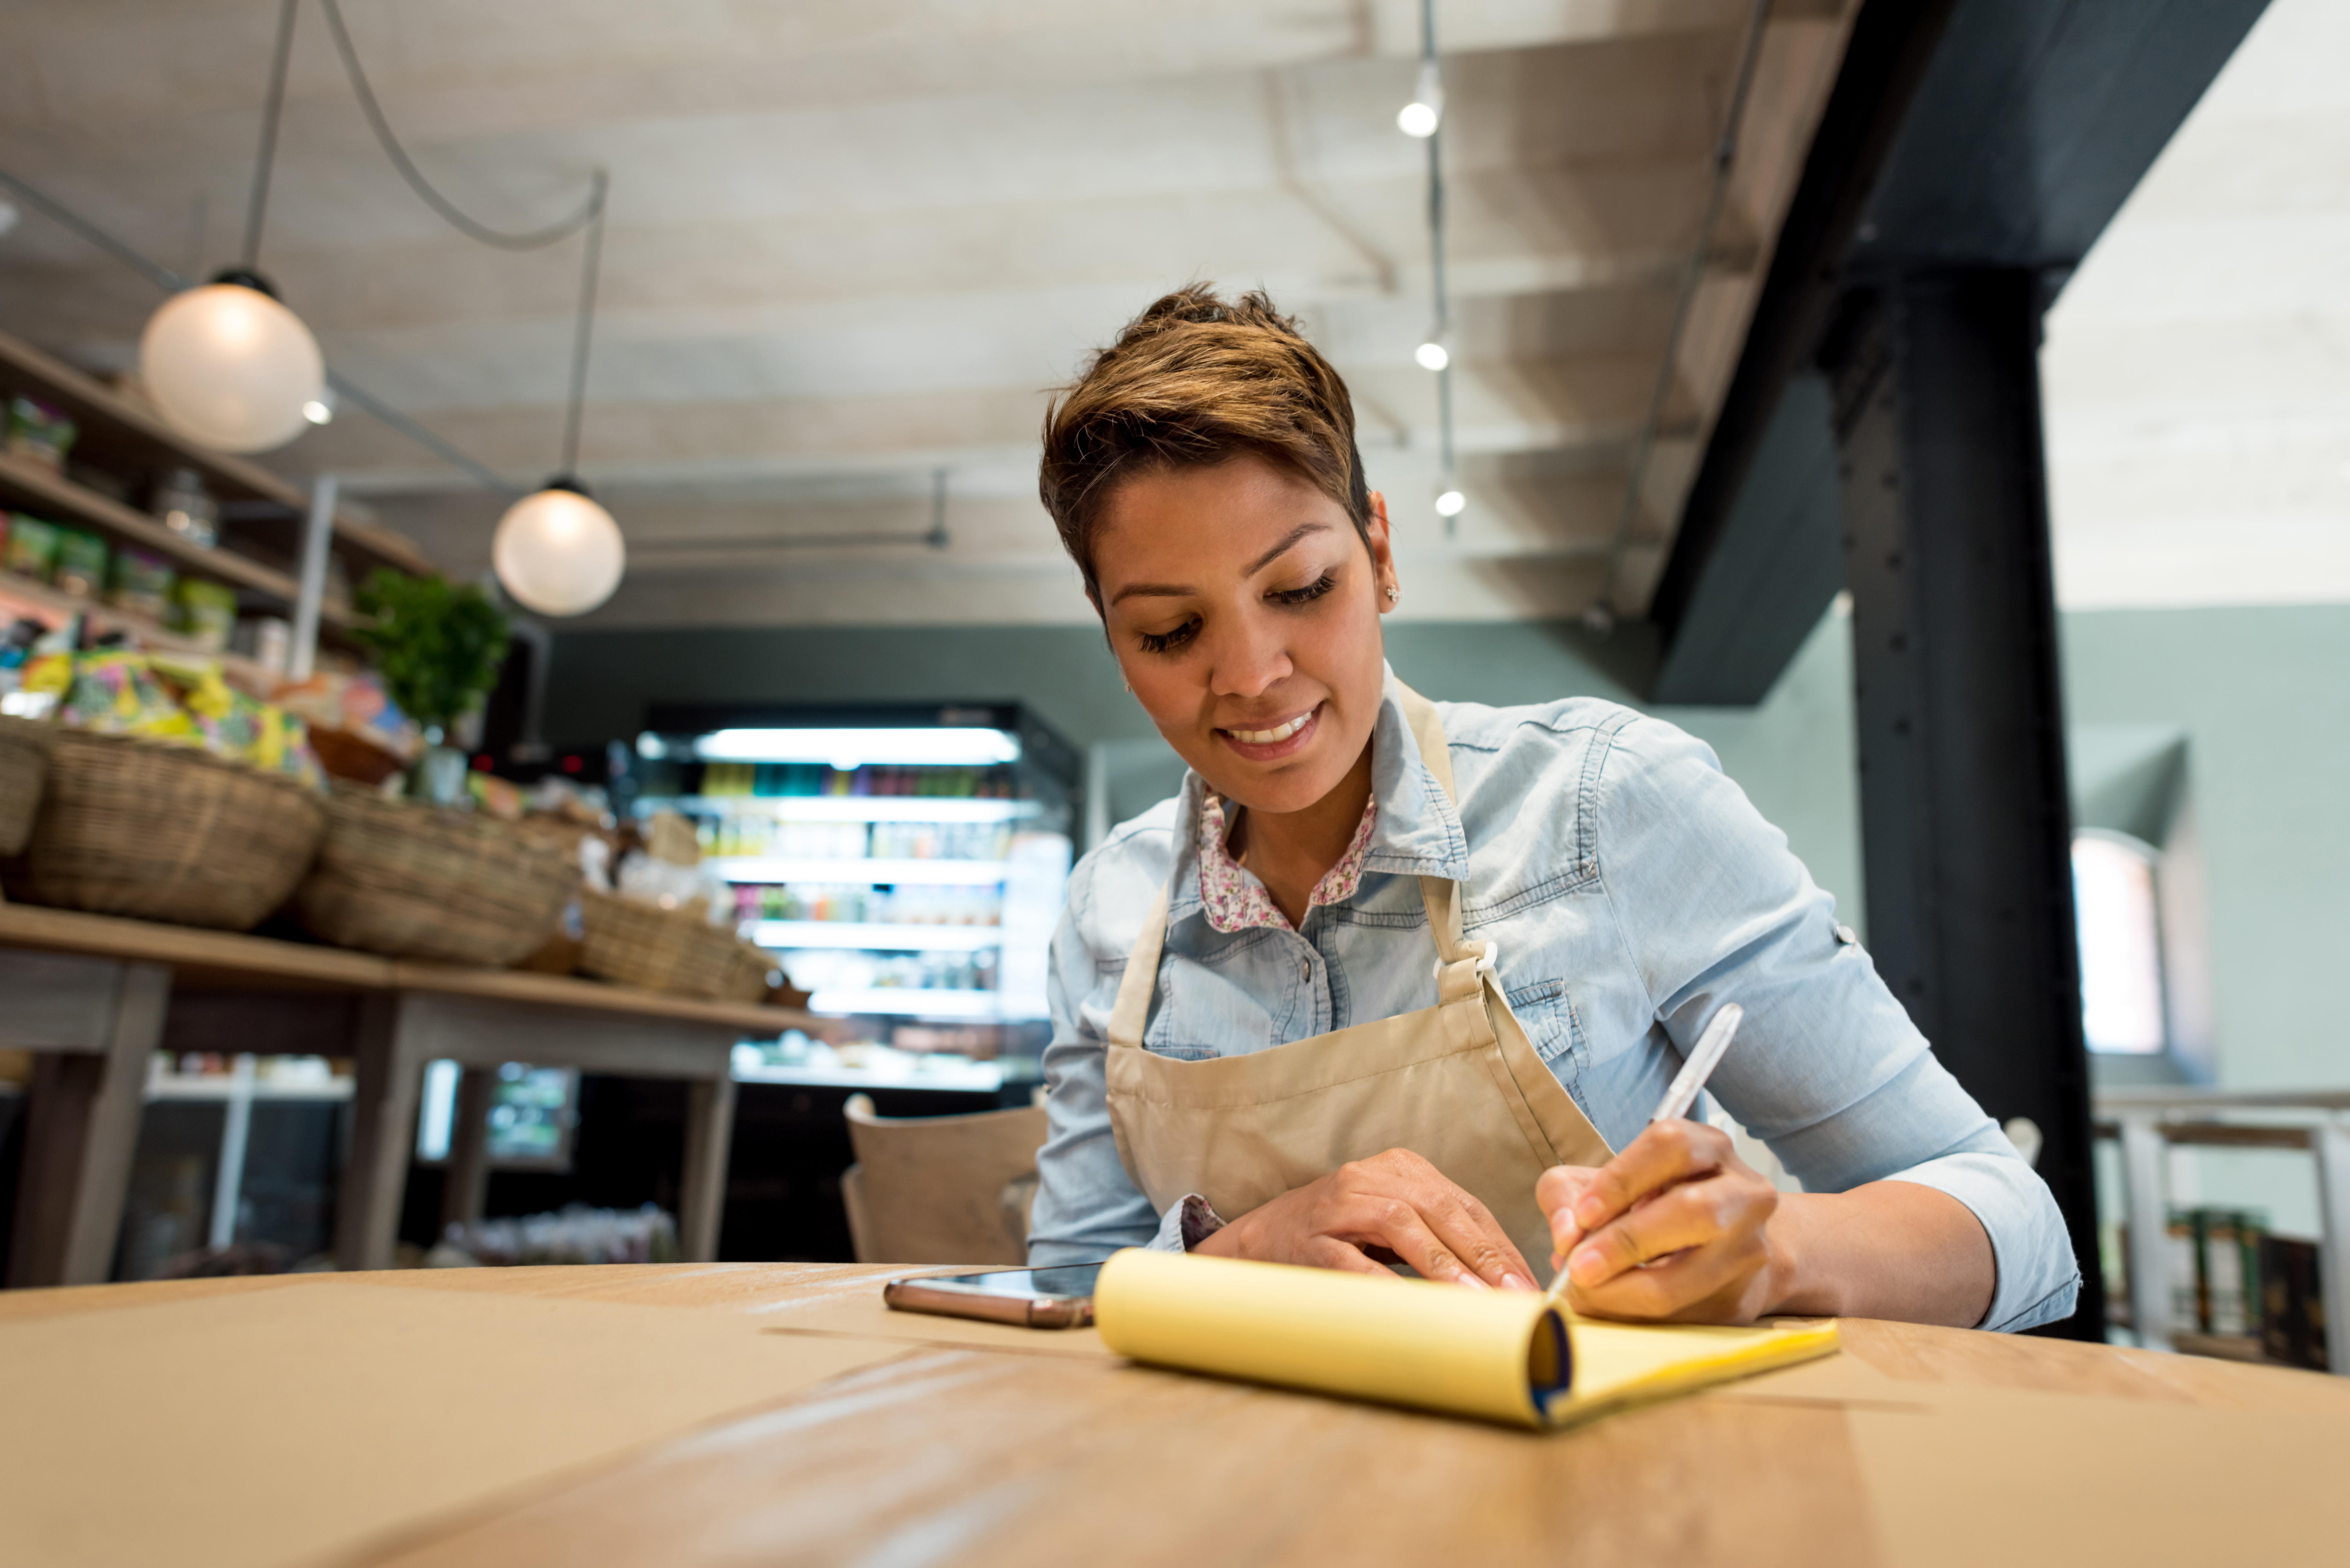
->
xmin=1398 ymin=59 xmax=1444 ymax=139
xmin=492 ymin=171 xmax=625 ymax=617
xmin=301 ymin=388 xmax=336 ymax=425
xmin=139 ymin=0 xmax=324 ymax=454
xmin=1414 ymin=339 xmax=1450 ymax=373
xmin=1435 ymin=488 xmax=1466 ymax=518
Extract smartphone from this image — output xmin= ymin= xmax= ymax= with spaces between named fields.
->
xmin=881 ymin=1263 xmax=1104 ymax=1329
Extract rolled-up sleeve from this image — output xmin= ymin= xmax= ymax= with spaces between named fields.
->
xmin=1594 ymin=718 xmax=2081 ymax=1333
xmin=1027 ymin=833 xmax=1168 ymax=1266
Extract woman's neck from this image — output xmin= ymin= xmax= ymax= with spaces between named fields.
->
xmin=1228 ymin=738 xmax=1376 ymax=928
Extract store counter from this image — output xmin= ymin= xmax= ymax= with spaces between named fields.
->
xmin=3 ymin=1261 xmax=2345 ymax=1567
xmin=0 ymin=903 xmax=816 ymax=1286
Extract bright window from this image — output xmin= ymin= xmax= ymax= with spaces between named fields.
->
xmin=2073 ymin=831 xmax=2166 ymax=1054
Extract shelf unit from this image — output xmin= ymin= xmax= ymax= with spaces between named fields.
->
xmin=2094 ymin=1086 xmax=2350 ymax=1375
xmin=0 ymin=324 xmax=434 ymax=655
xmin=745 ymin=920 xmax=1004 ymax=952
xmin=660 ymin=795 xmax=1040 ymax=824
xmin=633 ymin=700 xmax=1081 ymax=1031
xmin=705 ymin=856 xmax=1010 ymax=886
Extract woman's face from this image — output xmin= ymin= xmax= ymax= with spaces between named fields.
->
xmin=1092 ymin=454 xmax=1398 ymax=816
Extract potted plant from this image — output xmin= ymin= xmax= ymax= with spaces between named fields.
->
xmin=352 ymin=570 xmax=510 ymax=805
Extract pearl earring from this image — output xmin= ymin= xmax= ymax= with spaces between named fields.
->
xmin=1384 ymin=584 xmax=1400 ymax=604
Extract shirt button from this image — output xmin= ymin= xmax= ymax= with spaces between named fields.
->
xmin=1835 ymin=924 xmax=1858 ymax=946
xmin=1300 ymin=958 xmax=1311 ymax=981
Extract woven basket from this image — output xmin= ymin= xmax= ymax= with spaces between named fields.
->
xmin=579 ymin=888 xmax=775 ymax=1002
xmin=0 ymin=721 xmax=45 ymax=856
xmin=294 ymin=787 xmax=580 ymax=965
xmin=2 ymin=721 xmax=325 ymax=930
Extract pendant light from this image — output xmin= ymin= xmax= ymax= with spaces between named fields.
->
xmin=140 ymin=0 xmax=324 ymax=454
xmin=493 ymin=173 xmax=625 ymax=617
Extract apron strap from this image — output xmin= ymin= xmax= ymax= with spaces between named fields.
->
xmin=1107 ymin=887 xmax=1170 ymax=1050
xmin=1392 ymin=680 xmax=1487 ymax=977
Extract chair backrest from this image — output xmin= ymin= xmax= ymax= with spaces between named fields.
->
xmin=839 ymin=1094 xmax=1048 ymax=1265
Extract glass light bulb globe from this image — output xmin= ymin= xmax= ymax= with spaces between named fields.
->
xmin=1435 ymin=488 xmax=1466 ymax=517
xmin=1415 ymin=340 xmax=1450 ymax=372
xmin=1398 ymin=100 xmax=1440 ymax=138
xmin=493 ymin=486 xmax=626 ymax=617
xmin=139 ymin=282 xmax=324 ymax=453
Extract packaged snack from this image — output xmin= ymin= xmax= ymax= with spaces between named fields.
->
xmin=52 ymin=527 xmax=109 ymax=599
xmin=4 ymin=514 xmax=59 ymax=581
xmin=108 ymin=547 xmax=176 ymax=620
xmin=27 ymin=649 xmax=199 ymax=741
xmin=169 ymin=577 xmax=239 ymax=651
xmin=5 ymin=397 xmax=78 ymax=471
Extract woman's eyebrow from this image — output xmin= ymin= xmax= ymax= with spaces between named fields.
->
xmin=1108 ymin=522 xmax=1333 ymax=605
xmin=1243 ymin=522 xmax=1330 ymax=577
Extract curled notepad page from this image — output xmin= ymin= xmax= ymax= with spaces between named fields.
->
xmin=1093 ymin=1248 xmax=1840 ymax=1429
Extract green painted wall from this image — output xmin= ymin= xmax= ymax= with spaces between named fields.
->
xmin=544 ymin=607 xmax=1868 ymax=933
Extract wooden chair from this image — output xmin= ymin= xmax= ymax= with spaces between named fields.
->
xmin=839 ymin=1093 xmax=1047 ymax=1265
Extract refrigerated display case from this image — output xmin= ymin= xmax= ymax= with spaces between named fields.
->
xmin=631 ymin=702 xmax=1080 ymax=1029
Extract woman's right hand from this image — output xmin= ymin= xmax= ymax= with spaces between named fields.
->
xmin=1192 ymin=1148 xmax=1539 ymax=1291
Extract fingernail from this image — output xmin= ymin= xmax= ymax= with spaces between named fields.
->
xmin=1574 ymin=1195 xmax=1606 ymax=1227
xmin=1458 ymin=1271 xmax=1491 ymax=1291
xmin=1500 ymin=1272 xmax=1533 ymax=1293
xmin=1568 ymin=1245 xmax=1604 ymax=1283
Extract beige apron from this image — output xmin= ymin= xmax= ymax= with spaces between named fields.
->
xmin=1104 ymin=682 xmax=1614 ymax=1273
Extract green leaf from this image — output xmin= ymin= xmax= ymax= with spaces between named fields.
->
xmin=351 ymin=570 xmax=512 ymax=734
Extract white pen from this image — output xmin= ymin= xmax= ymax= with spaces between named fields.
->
xmin=1543 ymin=1002 xmax=1746 ymax=1304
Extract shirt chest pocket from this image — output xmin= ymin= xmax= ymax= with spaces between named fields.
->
xmin=1136 ymin=946 xmax=1285 ymax=1062
xmin=1503 ymin=976 xmax=1589 ymax=1087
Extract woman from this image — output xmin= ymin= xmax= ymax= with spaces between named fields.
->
xmin=1026 ymin=287 xmax=2078 ymax=1331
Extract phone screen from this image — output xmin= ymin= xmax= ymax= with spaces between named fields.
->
xmin=913 ymin=1263 xmax=1103 ymax=1301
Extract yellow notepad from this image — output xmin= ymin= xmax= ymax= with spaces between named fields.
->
xmin=1094 ymin=1248 xmax=1838 ymax=1429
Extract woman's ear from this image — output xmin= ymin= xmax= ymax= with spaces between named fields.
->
xmin=1365 ymin=492 xmax=1400 ymax=612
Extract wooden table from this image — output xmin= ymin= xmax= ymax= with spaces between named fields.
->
xmin=0 ymin=904 xmax=814 ymax=1286
xmin=4 ymin=1263 xmax=2343 ymax=1568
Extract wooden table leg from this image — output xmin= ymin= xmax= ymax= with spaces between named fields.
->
xmin=5 ymin=960 xmax=169 ymax=1287
xmin=439 ymin=1066 xmax=497 ymax=1238
xmin=679 ymin=1071 xmax=738 ymax=1264
xmin=335 ymin=993 xmax=432 ymax=1272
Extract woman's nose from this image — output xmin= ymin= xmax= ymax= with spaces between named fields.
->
xmin=1206 ymin=611 xmax=1293 ymax=700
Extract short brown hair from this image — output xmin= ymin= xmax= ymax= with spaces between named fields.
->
xmin=1039 ymin=285 xmax=1370 ymax=607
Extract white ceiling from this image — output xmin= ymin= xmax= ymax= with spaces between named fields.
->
xmin=2043 ymin=0 xmax=2350 ymax=611
xmin=0 ymin=0 xmax=1855 ymax=628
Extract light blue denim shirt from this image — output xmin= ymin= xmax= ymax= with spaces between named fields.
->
xmin=1028 ymin=670 xmax=2082 ymax=1333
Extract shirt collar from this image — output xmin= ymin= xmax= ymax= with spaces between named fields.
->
xmin=1163 ymin=665 xmax=1470 ymax=925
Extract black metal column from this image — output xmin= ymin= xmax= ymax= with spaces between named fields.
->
xmin=1827 ymin=268 xmax=2103 ymax=1337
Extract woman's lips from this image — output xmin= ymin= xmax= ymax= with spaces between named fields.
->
xmin=1217 ymin=702 xmax=1322 ymax=762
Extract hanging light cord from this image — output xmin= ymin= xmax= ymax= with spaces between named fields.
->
xmin=240 ymin=0 xmax=300 ymax=272
xmin=1593 ymin=0 xmax=1773 ymax=614
xmin=1418 ymin=0 xmax=1459 ymax=534
xmin=558 ymin=172 xmax=609 ymax=477
xmin=315 ymin=0 xmax=600 ymax=251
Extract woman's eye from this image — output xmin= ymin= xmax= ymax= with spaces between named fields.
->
xmin=1270 ymin=572 xmax=1338 ymax=607
xmin=1137 ymin=617 xmax=1200 ymax=655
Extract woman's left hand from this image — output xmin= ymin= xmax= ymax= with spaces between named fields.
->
xmin=1536 ymin=1119 xmax=1785 ymax=1324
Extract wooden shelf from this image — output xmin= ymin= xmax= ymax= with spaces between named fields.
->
xmin=0 ymin=454 xmax=299 ymax=599
xmin=0 ymin=326 xmax=435 ymax=582
xmin=0 ymin=568 xmax=280 ymax=691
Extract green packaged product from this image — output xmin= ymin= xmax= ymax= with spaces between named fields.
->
xmin=109 ymin=546 xmax=176 ymax=620
xmin=5 ymin=396 xmax=77 ymax=471
xmin=52 ymin=527 xmax=109 ymax=599
xmin=4 ymin=513 xmax=59 ymax=580
xmin=169 ymin=576 xmax=239 ymax=652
